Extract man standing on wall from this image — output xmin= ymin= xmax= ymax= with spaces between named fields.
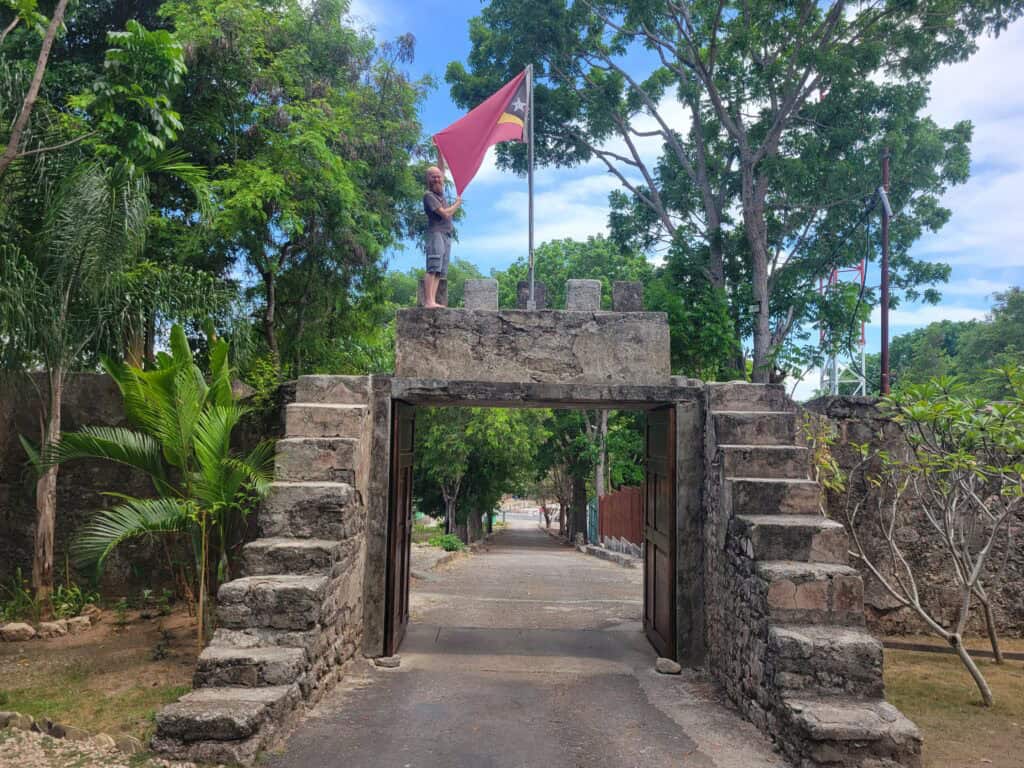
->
xmin=422 ymin=166 xmax=461 ymax=309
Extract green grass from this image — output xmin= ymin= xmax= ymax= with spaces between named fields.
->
xmin=884 ymin=648 xmax=1024 ymax=767
xmin=0 ymin=673 xmax=189 ymax=741
xmin=413 ymin=520 xmax=444 ymax=543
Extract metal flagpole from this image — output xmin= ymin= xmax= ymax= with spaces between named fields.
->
xmin=527 ymin=64 xmax=536 ymax=310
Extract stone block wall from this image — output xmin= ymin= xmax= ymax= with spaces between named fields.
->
xmin=804 ymin=396 xmax=1024 ymax=638
xmin=0 ymin=373 xmax=291 ymax=592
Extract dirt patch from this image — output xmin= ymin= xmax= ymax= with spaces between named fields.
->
xmin=885 ymin=648 xmax=1024 ymax=767
xmin=0 ymin=607 xmax=198 ymax=741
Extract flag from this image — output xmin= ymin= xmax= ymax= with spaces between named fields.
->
xmin=433 ymin=70 xmax=529 ymax=195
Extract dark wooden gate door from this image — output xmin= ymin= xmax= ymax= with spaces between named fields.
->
xmin=384 ymin=401 xmax=415 ymax=656
xmin=643 ymin=405 xmax=677 ymax=659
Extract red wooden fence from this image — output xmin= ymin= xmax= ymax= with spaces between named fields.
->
xmin=598 ymin=486 xmax=642 ymax=545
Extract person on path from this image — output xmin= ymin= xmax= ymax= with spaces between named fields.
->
xmin=422 ymin=166 xmax=461 ymax=309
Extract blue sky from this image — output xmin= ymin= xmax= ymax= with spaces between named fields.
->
xmin=351 ymin=0 xmax=1024 ymax=385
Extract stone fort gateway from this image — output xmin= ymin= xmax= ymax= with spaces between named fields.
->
xmin=152 ymin=279 xmax=921 ymax=767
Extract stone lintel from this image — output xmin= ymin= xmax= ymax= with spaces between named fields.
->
xmin=394 ymin=308 xmax=671 ymax=385
xmin=389 ymin=378 xmax=702 ymax=409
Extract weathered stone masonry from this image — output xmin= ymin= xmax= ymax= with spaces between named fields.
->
xmin=151 ymin=293 xmax=921 ymax=766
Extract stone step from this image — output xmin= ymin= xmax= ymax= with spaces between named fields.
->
xmin=259 ymin=481 xmax=362 ymax=540
xmin=285 ymin=403 xmax=366 ymax=439
xmin=713 ymin=411 xmax=797 ymax=446
xmin=275 ymin=437 xmax=360 ymax=483
xmin=719 ymin=445 xmax=808 ymax=479
xmin=779 ymin=695 xmax=922 ymax=767
xmin=242 ymin=537 xmax=348 ymax=576
xmin=726 ymin=477 xmax=821 ymax=516
xmin=211 ymin=627 xmax=320 ymax=658
xmin=152 ymin=684 xmax=300 ymax=764
xmin=708 ymin=382 xmax=791 ymax=413
xmin=296 ymin=375 xmax=369 ymax=404
xmin=768 ymin=625 xmax=883 ymax=698
xmin=734 ymin=515 xmax=848 ymax=564
xmin=217 ymin=575 xmax=328 ymax=631
xmin=757 ymin=561 xmax=865 ymax=627
xmin=194 ymin=646 xmax=306 ymax=689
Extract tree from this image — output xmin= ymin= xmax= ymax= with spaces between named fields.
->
xmin=48 ymin=326 xmax=274 ymax=650
xmin=835 ymin=370 xmax=1024 ymax=706
xmin=493 ymin=235 xmax=652 ymax=309
xmin=450 ymin=0 xmax=1020 ymax=380
xmin=0 ymin=20 xmax=221 ymax=600
xmin=0 ymin=0 xmax=71 ymax=177
xmin=161 ymin=0 xmax=428 ymax=375
xmin=415 ymin=407 xmax=547 ymax=542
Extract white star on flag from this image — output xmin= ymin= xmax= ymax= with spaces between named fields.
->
xmin=511 ymin=97 xmax=526 ymax=114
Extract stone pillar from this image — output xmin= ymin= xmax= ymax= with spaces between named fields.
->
xmin=565 ymin=279 xmax=601 ymax=311
xmin=516 ymin=280 xmax=548 ymax=309
xmin=417 ymin=278 xmax=447 ymax=307
xmin=612 ymin=281 xmax=643 ymax=312
xmin=463 ymin=279 xmax=499 ymax=310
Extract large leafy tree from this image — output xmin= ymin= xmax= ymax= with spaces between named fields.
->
xmin=161 ymin=0 xmax=429 ymax=375
xmin=449 ymin=0 xmax=1021 ymax=381
xmin=0 ymin=18 xmax=224 ymax=600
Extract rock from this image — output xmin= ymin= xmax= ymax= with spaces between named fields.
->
xmin=9 ymin=712 xmax=35 ymax=730
xmin=655 ymin=657 xmax=681 ymax=675
xmin=0 ymin=622 xmax=36 ymax=642
xmin=374 ymin=655 xmax=401 ymax=668
xmin=63 ymin=724 xmax=91 ymax=741
xmin=115 ymin=733 xmax=145 ymax=754
xmin=38 ymin=620 xmax=68 ymax=639
xmin=81 ymin=604 xmax=102 ymax=621
xmin=93 ymin=732 xmax=117 ymax=750
xmin=0 ymin=711 xmax=16 ymax=728
xmin=65 ymin=616 xmax=91 ymax=635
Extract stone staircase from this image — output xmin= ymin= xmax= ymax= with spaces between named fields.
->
xmin=707 ymin=383 xmax=921 ymax=768
xmin=152 ymin=376 xmax=369 ymax=764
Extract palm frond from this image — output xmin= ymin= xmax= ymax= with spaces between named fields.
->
xmin=44 ymin=427 xmax=170 ymax=492
xmin=192 ymin=404 xmax=247 ymax=503
xmin=71 ymin=496 xmax=192 ymax=571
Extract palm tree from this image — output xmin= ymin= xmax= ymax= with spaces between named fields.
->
xmin=47 ymin=325 xmax=274 ymax=649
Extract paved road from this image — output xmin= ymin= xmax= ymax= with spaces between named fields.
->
xmin=265 ymin=522 xmax=787 ymax=768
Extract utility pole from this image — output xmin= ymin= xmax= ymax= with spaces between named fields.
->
xmin=880 ymin=149 xmax=891 ymax=395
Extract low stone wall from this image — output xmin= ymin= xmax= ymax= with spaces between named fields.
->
xmin=805 ymin=396 xmax=1024 ymax=638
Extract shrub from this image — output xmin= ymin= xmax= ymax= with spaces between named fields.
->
xmin=427 ymin=533 xmax=466 ymax=552
xmin=51 ymin=583 xmax=100 ymax=619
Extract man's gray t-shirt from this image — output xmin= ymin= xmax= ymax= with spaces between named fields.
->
xmin=424 ymin=192 xmax=453 ymax=235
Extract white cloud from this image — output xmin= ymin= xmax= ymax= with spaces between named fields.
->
xmin=937 ymin=277 xmax=1012 ymax=297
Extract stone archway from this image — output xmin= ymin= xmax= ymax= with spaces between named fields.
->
xmin=152 ymin=279 xmax=921 ymax=768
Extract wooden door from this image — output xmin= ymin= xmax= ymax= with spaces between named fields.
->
xmin=384 ymin=401 xmax=415 ymax=656
xmin=643 ymin=405 xmax=676 ymax=659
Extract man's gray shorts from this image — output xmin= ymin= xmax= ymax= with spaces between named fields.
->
xmin=426 ymin=231 xmax=451 ymax=277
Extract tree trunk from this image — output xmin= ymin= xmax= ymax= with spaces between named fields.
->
xmin=467 ymin=509 xmax=483 ymax=542
xmin=980 ymin=598 xmax=1004 ymax=665
xmin=260 ymin=269 xmax=279 ymax=364
xmin=145 ymin=312 xmax=156 ymax=368
xmin=571 ymin=474 xmax=587 ymax=544
xmin=741 ymin=167 xmax=773 ymax=384
xmin=32 ymin=368 xmax=63 ymax=602
xmin=0 ymin=0 xmax=71 ymax=178
xmin=125 ymin=315 xmax=145 ymax=368
xmin=950 ymin=634 xmax=994 ymax=706
xmin=595 ymin=410 xmax=607 ymax=500
xmin=444 ymin=496 xmax=456 ymax=536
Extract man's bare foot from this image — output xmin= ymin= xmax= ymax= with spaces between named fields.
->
xmin=423 ymin=302 xmax=442 ymax=309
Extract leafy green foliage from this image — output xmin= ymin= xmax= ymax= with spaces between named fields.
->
xmin=859 ymin=288 xmax=1024 ymax=397
xmin=450 ymin=0 xmax=1020 ymax=379
xmin=49 ymin=325 xmax=273 ymax=645
xmin=69 ymin=20 xmax=186 ymax=174
xmin=427 ymin=533 xmax=466 ymax=552
xmin=0 ymin=568 xmax=42 ymax=623
xmin=51 ymin=582 xmax=99 ymax=619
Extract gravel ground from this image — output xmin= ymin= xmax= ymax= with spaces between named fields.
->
xmin=0 ymin=727 xmax=212 ymax=768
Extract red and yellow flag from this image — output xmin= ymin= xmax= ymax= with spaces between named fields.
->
xmin=433 ymin=70 xmax=529 ymax=196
